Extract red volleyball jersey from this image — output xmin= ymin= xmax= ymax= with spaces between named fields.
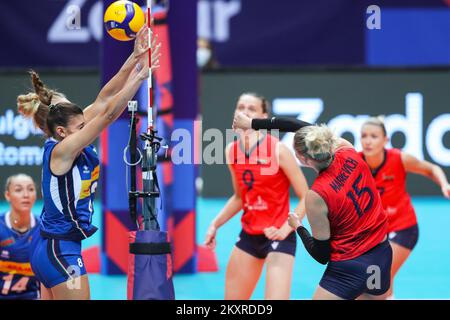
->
xmin=229 ymin=133 xmax=291 ymax=235
xmin=359 ymin=148 xmax=417 ymax=233
xmin=312 ymin=147 xmax=388 ymax=262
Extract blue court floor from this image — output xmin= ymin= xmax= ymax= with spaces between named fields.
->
xmin=1 ymin=197 xmax=449 ymax=299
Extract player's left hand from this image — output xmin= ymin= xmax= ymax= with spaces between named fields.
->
xmin=133 ymin=54 xmax=149 ymax=80
xmin=134 ymin=26 xmax=161 ymax=68
xmin=264 ymin=225 xmax=291 ymax=241
xmin=133 ymin=46 xmax=160 ymax=80
xmin=149 ymin=33 xmax=161 ymax=69
xmin=133 ymin=25 xmax=149 ymax=57
xmin=288 ymin=212 xmax=302 ymax=230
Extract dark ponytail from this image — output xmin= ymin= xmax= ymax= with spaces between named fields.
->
xmin=30 ymin=70 xmax=55 ymax=106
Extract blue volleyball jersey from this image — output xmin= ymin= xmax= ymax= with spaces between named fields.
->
xmin=40 ymin=138 xmax=99 ymax=241
xmin=0 ymin=212 xmax=40 ymax=300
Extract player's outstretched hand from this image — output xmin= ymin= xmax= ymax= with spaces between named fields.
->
xmin=132 ymin=46 xmax=160 ymax=80
xmin=134 ymin=25 xmax=149 ymax=57
xmin=134 ymin=25 xmax=161 ymax=71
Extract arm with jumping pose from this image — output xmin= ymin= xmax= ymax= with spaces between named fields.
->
xmin=83 ymin=26 xmax=161 ymax=122
xmin=51 ymin=50 xmax=156 ymax=176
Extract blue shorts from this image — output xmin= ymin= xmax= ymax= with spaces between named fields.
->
xmin=235 ymin=229 xmax=297 ymax=259
xmin=29 ymin=234 xmax=87 ymax=289
xmin=389 ymin=224 xmax=419 ymax=250
xmin=319 ymin=240 xmax=392 ymax=300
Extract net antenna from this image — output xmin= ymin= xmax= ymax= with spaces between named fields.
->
xmin=139 ymin=0 xmax=159 ymax=231
xmin=127 ymin=1 xmax=165 ymax=231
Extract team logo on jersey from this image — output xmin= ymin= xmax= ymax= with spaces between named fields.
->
xmin=246 ymin=196 xmax=269 ymax=211
xmin=83 ymin=165 xmax=90 ymax=174
xmin=80 ymin=180 xmax=92 ymax=199
xmin=0 ymin=261 xmax=34 ymax=276
xmin=1 ymin=250 xmax=10 ymax=259
xmin=92 ymin=165 xmax=100 ymax=180
xmin=0 ymin=237 xmax=15 ymax=247
xmin=271 ymin=242 xmax=279 ymax=250
xmin=80 ymin=165 xmax=100 ymax=199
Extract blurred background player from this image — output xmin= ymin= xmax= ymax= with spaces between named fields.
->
xmin=16 ymin=26 xmax=160 ymax=300
xmin=204 ymin=93 xmax=308 ymax=299
xmin=197 ymin=37 xmax=219 ymax=70
xmin=233 ymin=114 xmax=392 ymax=300
xmin=0 ymin=174 xmax=40 ymax=300
xmin=359 ymin=116 xmax=450 ymax=299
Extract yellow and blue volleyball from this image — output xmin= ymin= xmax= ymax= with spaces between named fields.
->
xmin=104 ymin=1 xmax=145 ymax=41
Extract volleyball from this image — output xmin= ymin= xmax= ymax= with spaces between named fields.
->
xmin=104 ymin=1 xmax=145 ymax=41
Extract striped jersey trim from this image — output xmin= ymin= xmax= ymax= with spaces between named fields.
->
xmin=46 ymin=239 xmax=71 ymax=280
xmin=56 ymin=173 xmax=88 ymax=240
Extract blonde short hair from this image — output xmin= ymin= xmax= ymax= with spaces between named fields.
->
xmin=293 ymin=124 xmax=338 ymax=169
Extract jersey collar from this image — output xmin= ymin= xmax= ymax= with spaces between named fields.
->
xmin=5 ymin=211 xmax=36 ymax=230
xmin=239 ymin=132 xmax=267 ymax=159
xmin=363 ymin=149 xmax=388 ymax=177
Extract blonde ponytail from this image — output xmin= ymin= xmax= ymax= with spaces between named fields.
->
xmin=17 ymin=93 xmax=40 ymax=118
xmin=17 ymin=92 xmax=50 ymax=136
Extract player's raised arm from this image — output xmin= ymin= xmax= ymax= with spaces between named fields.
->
xmin=83 ymin=26 xmax=161 ymax=122
xmin=50 ymin=56 xmax=151 ymax=175
xmin=233 ymin=112 xmax=313 ymax=132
